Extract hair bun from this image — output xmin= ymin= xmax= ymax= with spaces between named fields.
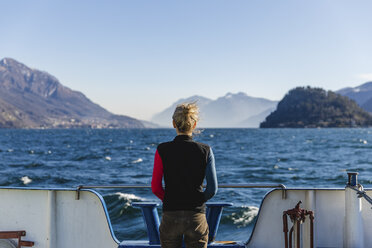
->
xmin=172 ymin=102 xmax=199 ymax=133
xmin=183 ymin=108 xmax=190 ymax=115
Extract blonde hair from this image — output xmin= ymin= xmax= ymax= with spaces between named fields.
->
xmin=172 ymin=102 xmax=199 ymax=133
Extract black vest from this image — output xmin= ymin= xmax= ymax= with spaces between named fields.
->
xmin=157 ymin=135 xmax=210 ymax=213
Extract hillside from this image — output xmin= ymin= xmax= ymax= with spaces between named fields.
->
xmin=260 ymin=86 xmax=372 ymax=128
xmin=0 ymin=58 xmax=144 ymax=128
xmin=151 ymin=93 xmax=277 ymax=128
xmin=337 ymin=82 xmax=372 ymax=106
xmin=337 ymin=82 xmax=372 ymax=113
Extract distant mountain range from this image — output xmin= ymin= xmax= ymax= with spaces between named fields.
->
xmin=4 ymin=57 xmax=372 ymax=129
xmin=152 ymin=81 xmax=372 ymax=128
xmin=0 ymin=58 xmax=144 ymax=128
xmin=337 ymin=82 xmax=372 ymax=113
xmin=151 ymin=93 xmax=278 ymax=128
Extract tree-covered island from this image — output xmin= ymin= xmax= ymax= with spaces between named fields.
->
xmin=260 ymin=86 xmax=372 ymax=128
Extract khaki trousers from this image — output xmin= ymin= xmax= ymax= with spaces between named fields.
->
xmin=159 ymin=211 xmax=209 ymax=248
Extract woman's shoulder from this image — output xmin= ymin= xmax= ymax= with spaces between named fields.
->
xmin=193 ymin=141 xmax=211 ymax=153
xmin=157 ymin=141 xmax=172 ymax=150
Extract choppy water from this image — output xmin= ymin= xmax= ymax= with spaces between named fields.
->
xmin=0 ymin=128 xmax=371 ymax=241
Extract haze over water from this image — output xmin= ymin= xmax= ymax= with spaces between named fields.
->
xmin=0 ymin=128 xmax=371 ymax=241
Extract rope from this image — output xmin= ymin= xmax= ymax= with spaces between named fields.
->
xmin=347 ymin=185 xmax=372 ymax=208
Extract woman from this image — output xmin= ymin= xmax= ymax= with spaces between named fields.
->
xmin=151 ymin=102 xmax=218 ymax=248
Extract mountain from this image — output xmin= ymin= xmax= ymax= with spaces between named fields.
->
xmin=337 ymin=82 xmax=372 ymax=106
xmin=337 ymin=82 xmax=372 ymax=112
xmin=0 ymin=58 xmax=144 ymax=128
xmin=237 ymin=108 xmax=274 ymax=127
xmin=151 ymin=95 xmax=213 ymax=127
xmin=151 ymin=92 xmax=277 ymax=128
xmin=202 ymin=93 xmax=277 ymax=127
xmin=260 ymin=86 xmax=372 ymax=128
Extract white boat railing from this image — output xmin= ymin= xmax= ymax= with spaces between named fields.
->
xmin=75 ymin=183 xmax=287 ymax=200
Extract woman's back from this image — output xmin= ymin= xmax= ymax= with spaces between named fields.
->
xmin=158 ymin=135 xmax=211 ymax=212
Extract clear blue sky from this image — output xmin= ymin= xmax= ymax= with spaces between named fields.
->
xmin=1 ymin=1 xmax=372 ymax=120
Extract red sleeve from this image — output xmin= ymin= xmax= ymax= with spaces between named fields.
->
xmin=151 ymin=150 xmax=165 ymax=201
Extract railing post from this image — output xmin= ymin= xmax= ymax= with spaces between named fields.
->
xmin=206 ymin=202 xmax=233 ymax=243
xmin=344 ymin=172 xmax=364 ymax=248
xmin=131 ymin=202 xmax=160 ymax=245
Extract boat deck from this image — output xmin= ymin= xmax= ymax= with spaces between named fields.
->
xmin=0 ymin=173 xmax=370 ymax=248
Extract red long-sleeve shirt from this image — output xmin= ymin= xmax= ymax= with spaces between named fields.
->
xmin=151 ymin=150 xmax=165 ymax=201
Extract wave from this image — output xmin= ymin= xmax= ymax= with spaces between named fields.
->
xmin=222 ymin=206 xmax=259 ymax=228
xmin=8 ymin=162 xmax=45 ymax=169
xmin=72 ymin=154 xmax=103 ymax=161
xmin=25 ymin=162 xmax=44 ymax=168
xmin=104 ymin=192 xmax=147 ymax=222
xmin=54 ymin=176 xmax=72 ymax=184
xmin=20 ymin=176 xmax=32 ymax=185
xmin=115 ymin=192 xmax=145 ymax=206
xmin=359 ymin=139 xmax=368 ymax=144
xmin=131 ymin=158 xmax=143 ymax=164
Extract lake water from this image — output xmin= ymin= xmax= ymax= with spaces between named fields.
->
xmin=0 ymin=128 xmax=371 ymax=242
